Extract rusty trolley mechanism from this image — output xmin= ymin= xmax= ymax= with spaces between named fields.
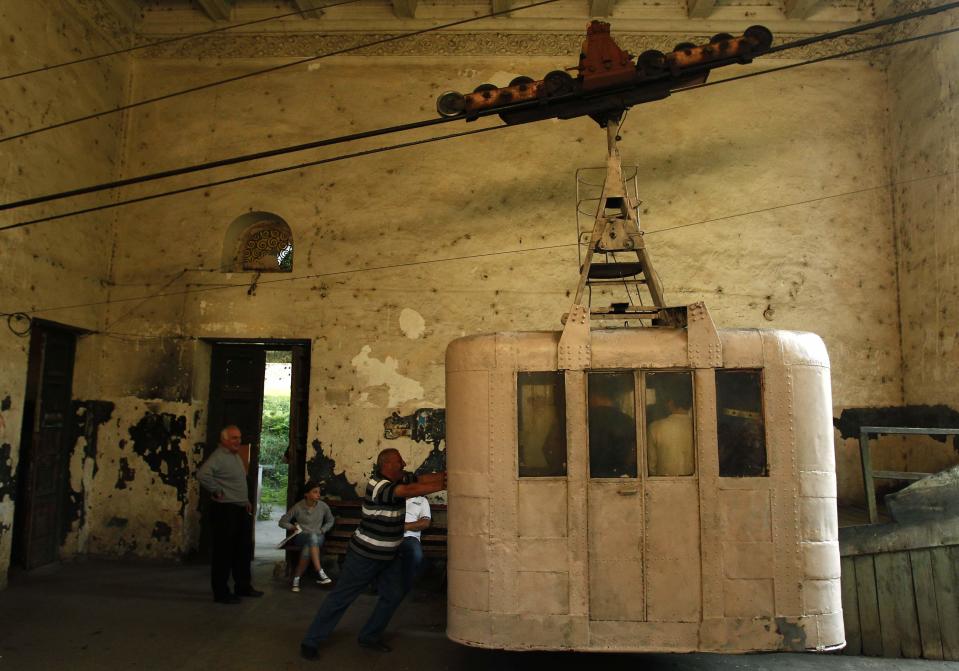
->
xmin=442 ymin=49 xmax=843 ymax=651
xmin=436 ymin=21 xmax=773 ymax=127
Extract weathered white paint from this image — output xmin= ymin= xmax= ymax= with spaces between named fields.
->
xmin=351 ymin=345 xmax=425 ymax=406
xmin=399 ymin=308 xmax=426 ymax=339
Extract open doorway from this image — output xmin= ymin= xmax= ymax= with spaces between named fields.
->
xmin=203 ymin=340 xmax=310 ymax=562
xmin=254 ymin=350 xmax=294 ymax=561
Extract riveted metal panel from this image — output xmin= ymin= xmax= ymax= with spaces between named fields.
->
xmin=516 ymin=571 xmax=570 ymax=614
xmin=588 ymin=480 xmax=645 ymax=621
xmin=723 ymin=541 xmax=775 ymax=579
xmin=517 ymin=480 xmax=567 ymax=538
xmin=446 ymin=371 xmax=489 ymax=476
xmin=763 ymin=332 xmax=803 ymax=618
xmin=719 ymin=329 xmax=764 ymax=368
xmin=591 ymin=328 xmax=687 ymax=369
xmin=565 ymin=371 xmax=589 ymax=622
xmin=646 ymin=480 xmax=701 ymax=622
xmin=446 ymin=334 xmax=496 ymax=372
xmin=696 ymin=368 xmax=724 ymax=619
xmin=488 ymin=368 xmax=517 ymax=630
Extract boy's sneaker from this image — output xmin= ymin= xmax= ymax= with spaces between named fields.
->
xmin=292 ymin=577 xmax=301 ymax=593
xmin=316 ymin=570 xmax=332 ymax=585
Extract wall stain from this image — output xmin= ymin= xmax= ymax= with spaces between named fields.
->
xmin=383 ymin=407 xmax=446 ymax=448
xmin=128 ymin=412 xmax=190 ymax=514
xmin=0 ymin=442 xmax=15 ymax=501
xmin=835 ymin=405 xmax=959 ymax=453
xmin=307 ymin=440 xmax=360 ymax=500
xmin=413 ymin=445 xmax=447 ymax=476
xmin=383 ymin=407 xmax=447 ymax=475
xmin=775 ymin=617 xmax=807 ymax=651
xmin=116 ymin=457 xmax=136 ymax=489
xmin=60 ymin=400 xmax=116 ymax=543
xmin=151 ymin=521 xmax=172 ymax=542
xmin=106 ymin=516 xmax=128 ymax=528
xmin=1 ymin=395 xmax=10 ymax=411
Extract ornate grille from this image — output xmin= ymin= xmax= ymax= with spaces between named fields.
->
xmin=241 ymin=226 xmax=293 ymax=271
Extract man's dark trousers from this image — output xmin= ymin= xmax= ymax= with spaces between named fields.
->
xmin=302 ymin=548 xmax=405 ymax=648
xmin=210 ymin=501 xmax=253 ymax=598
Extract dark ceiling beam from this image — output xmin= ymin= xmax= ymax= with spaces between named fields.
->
xmin=687 ymin=0 xmax=717 ymax=18
xmin=195 ymin=0 xmax=233 ymax=21
xmin=783 ymin=0 xmax=824 ymax=18
xmin=589 ymin=0 xmax=617 ymax=17
xmin=292 ymin=0 xmax=325 ymax=19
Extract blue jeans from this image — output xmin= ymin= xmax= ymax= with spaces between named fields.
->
xmin=399 ymin=537 xmax=424 ymax=594
xmin=302 ymin=548 xmax=405 ymax=648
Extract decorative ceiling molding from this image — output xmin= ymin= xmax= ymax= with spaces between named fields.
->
xmin=134 ymin=30 xmax=879 ymax=59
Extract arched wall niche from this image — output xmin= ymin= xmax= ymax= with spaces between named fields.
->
xmin=221 ymin=211 xmax=294 ymax=272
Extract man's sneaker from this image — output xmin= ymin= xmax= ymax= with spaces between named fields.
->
xmin=316 ymin=570 xmax=332 ymax=585
xmin=292 ymin=577 xmax=301 ymax=593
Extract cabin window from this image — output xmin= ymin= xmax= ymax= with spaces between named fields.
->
xmin=716 ymin=369 xmax=768 ymax=477
xmin=645 ymin=371 xmax=695 ymax=476
xmin=517 ymin=372 xmax=567 ymax=477
xmin=587 ymin=372 xmax=637 ymax=478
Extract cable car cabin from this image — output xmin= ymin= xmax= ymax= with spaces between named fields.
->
xmin=444 ymin=308 xmax=844 ymax=653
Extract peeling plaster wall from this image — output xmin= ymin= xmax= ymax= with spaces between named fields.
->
xmin=883 ymin=1 xmax=959 ymax=483
xmin=0 ymin=1 xmax=131 ymax=586
xmin=102 ymin=51 xmax=900 ymax=513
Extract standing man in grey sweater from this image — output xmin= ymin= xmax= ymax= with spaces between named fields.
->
xmin=197 ymin=425 xmax=264 ymax=604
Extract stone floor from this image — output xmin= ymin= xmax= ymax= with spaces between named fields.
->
xmin=0 ymin=558 xmax=956 ymax=671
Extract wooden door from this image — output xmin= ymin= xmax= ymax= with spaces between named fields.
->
xmin=14 ymin=323 xmax=77 ymax=569
xmin=286 ymin=344 xmax=310 ymax=508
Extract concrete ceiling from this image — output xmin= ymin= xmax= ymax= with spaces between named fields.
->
xmin=127 ymin=0 xmax=877 ymax=36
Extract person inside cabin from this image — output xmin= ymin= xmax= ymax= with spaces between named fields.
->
xmin=400 ymin=495 xmax=431 ymax=593
xmin=196 ymin=425 xmax=263 ymax=604
xmin=588 ymin=373 xmax=637 ymax=477
xmin=279 ymin=480 xmax=335 ymax=592
xmin=299 ymin=448 xmax=446 ymax=660
xmin=647 ymin=380 xmax=695 ymax=476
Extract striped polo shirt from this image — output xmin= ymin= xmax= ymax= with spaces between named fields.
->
xmin=349 ymin=474 xmax=406 ymax=560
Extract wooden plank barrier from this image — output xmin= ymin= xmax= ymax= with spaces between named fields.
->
xmin=841 ymin=545 xmax=959 ymax=660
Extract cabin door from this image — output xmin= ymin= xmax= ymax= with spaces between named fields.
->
xmin=641 ymin=370 xmax=702 ymax=623
xmin=586 ymin=371 xmax=646 ymax=622
xmin=585 ymin=370 xmax=702 ymax=624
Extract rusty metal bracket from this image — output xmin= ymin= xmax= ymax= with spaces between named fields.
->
xmin=687 ymin=301 xmax=722 ymax=368
xmin=559 ymin=304 xmax=591 ymax=370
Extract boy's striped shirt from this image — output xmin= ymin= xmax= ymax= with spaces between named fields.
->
xmin=349 ymin=475 xmax=406 ymax=560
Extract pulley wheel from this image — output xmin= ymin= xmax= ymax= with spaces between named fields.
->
xmin=709 ymin=32 xmax=734 ymax=43
xmin=637 ymin=49 xmax=666 ymax=74
xmin=744 ymin=25 xmax=773 ymax=50
xmin=543 ymin=70 xmax=574 ymax=96
xmin=473 ymin=83 xmax=498 ymax=99
xmin=509 ymin=76 xmax=534 ymax=88
xmin=436 ymin=91 xmax=466 ymax=117
xmin=673 ymin=41 xmax=696 ymax=53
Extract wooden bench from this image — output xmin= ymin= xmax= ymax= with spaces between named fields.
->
xmin=321 ymin=499 xmax=448 ymax=561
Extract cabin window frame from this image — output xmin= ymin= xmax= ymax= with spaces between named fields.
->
xmin=586 ymin=369 xmax=640 ymax=480
xmin=642 ymin=369 xmax=697 ymax=479
xmin=515 ymin=370 xmax=568 ymax=479
xmin=715 ymin=368 xmax=769 ymax=478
